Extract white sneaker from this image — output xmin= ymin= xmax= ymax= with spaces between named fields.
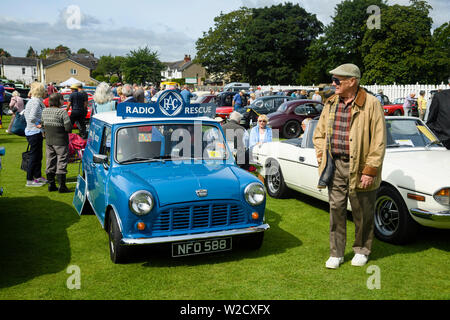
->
xmin=26 ymin=179 xmax=45 ymax=187
xmin=325 ymin=256 xmax=344 ymax=269
xmin=351 ymin=254 xmax=369 ymax=266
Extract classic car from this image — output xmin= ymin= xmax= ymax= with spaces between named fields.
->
xmin=241 ymin=95 xmax=297 ymax=128
xmin=267 ymin=100 xmax=323 ymax=139
xmin=383 ymin=97 xmax=419 ymax=117
xmin=252 ymin=117 xmax=450 ymax=244
xmin=191 ymin=92 xmax=217 ymax=104
xmin=73 ymin=90 xmax=269 ymax=263
xmin=215 ymin=91 xmax=250 ymax=120
xmin=0 ymin=147 xmax=4 ymax=196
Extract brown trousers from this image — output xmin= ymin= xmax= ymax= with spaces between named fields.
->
xmin=328 ymin=158 xmax=377 ymax=257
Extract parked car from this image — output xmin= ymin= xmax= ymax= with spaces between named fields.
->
xmin=223 ymin=82 xmax=250 ymax=92
xmin=268 ymin=100 xmax=323 ymax=139
xmin=252 ymin=117 xmax=450 ymax=244
xmin=241 ymin=95 xmax=297 ymax=128
xmin=215 ymin=91 xmax=249 ymax=120
xmin=0 ymin=147 xmax=4 ymax=196
xmin=383 ymin=97 xmax=419 ymax=117
xmin=73 ymin=90 xmax=269 ymax=263
xmin=191 ymin=92 xmax=217 ymax=104
xmin=43 ymin=91 xmax=94 ymax=127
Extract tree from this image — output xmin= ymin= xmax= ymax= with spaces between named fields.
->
xmin=26 ymin=46 xmax=37 ymax=58
xmin=122 ymin=47 xmax=165 ymax=85
xmin=77 ymin=48 xmax=91 ymax=55
xmin=95 ymin=55 xmax=126 ymax=83
xmin=195 ymin=8 xmax=252 ymax=81
xmin=424 ymin=22 xmax=450 ymax=83
xmin=236 ymin=2 xmax=323 ymax=84
xmin=298 ymin=0 xmax=387 ymax=85
xmin=361 ymin=0 xmax=434 ymax=84
xmin=0 ymin=48 xmax=11 ymax=57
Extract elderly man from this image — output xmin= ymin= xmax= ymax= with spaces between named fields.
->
xmin=313 ymin=63 xmax=386 ymax=269
xmin=122 ymin=84 xmax=136 ymax=103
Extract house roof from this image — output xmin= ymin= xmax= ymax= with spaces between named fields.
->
xmin=1 ymin=57 xmax=38 ymax=66
xmin=164 ymin=60 xmax=193 ymax=71
xmin=43 ymin=58 xmax=93 ymax=70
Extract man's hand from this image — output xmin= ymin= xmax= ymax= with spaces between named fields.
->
xmin=360 ymin=174 xmax=374 ymax=189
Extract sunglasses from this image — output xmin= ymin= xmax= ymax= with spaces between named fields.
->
xmin=258 ymin=120 xmax=267 ymax=123
xmin=331 ymin=76 xmax=350 ymax=85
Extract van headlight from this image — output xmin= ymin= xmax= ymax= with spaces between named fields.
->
xmin=129 ymin=191 xmax=154 ymax=216
xmin=434 ymin=188 xmax=450 ymax=206
xmin=244 ymin=183 xmax=265 ymax=206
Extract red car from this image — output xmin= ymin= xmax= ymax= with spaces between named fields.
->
xmin=383 ymin=97 xmax=419 ymax=117
xmin=268 ymin=100 xmax=323 ymax=139
xmin=43 ymin=91 xmax=94 ymax=122
xmin=215 ymin=91 xmax=249 ymax=120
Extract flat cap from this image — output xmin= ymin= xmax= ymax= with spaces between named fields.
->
xmin=329 ymin=63 xmax=361 ymax=79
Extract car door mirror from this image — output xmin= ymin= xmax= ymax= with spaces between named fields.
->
xmin=93 ymin=154 xmax=108 ymax=164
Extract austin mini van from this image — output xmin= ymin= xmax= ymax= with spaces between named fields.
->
xmin=73 ymin=90 xmax=269 ymax=263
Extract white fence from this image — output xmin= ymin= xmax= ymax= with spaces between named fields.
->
xmin=361 ymin=84 xmax=449 ymax=102
xmin=258 ymin=83 xmax=449 ymax=102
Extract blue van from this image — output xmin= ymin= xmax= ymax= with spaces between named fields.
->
xmin=73 ymin=90 xmax=269 ymax=263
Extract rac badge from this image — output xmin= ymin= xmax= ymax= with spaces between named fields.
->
xmin=158 ymin=90 xmax=184 ymax=117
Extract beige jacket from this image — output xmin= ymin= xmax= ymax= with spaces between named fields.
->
xmin=313 ymin=88 xmax=386 ymax=193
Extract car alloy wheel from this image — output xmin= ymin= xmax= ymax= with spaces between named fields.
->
xmin=374 ymin=195 xmax=399 ymax=237
xmin=283 ymin=120 xmax=301 ymax=139
xmin=374 ymin=185 xmax=419 ymax=244
xmin=264 ymin=159 xmax=288 ymax=198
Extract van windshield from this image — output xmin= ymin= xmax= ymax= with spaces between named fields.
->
xmin=115 ymin=123 xmax=228 ymax=164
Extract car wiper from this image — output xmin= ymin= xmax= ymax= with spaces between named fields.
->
xmin=425 ymin=140 xmax=442 ymax=148
xmin=120 ymin=157 xmax=154 ymax=164
xmin=386 ymin=143 xmax=401 ymax=148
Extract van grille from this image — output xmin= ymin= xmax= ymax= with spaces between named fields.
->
xmin=151 ymin=203 xmax=246 ymax=233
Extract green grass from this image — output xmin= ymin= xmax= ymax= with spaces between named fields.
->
xmin=0 ymin=114 xmax=449 ymax=300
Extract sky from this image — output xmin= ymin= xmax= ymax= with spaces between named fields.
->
xmin=1 ymin=0 xmax=448 ymax=62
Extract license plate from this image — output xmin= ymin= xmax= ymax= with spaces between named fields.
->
xmin=172 ymin=237 xmax=232 ymax=257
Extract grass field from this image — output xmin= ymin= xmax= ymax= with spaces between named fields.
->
xmin=0 ymin=114 xmax=449 ymax=300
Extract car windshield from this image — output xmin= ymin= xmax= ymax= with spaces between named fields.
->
xmin=115 ymin=123 xmax=228 ymax=163
xmin=277 ymin=102 xmax=290 ymax=112
xmin=386 ymin=119 xmax=441 ymax=148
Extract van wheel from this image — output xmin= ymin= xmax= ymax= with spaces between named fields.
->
xmin=108 ymin=212 xmax=128 ymax=263
xmin=243 ymin=232 xmax=264 ymax=250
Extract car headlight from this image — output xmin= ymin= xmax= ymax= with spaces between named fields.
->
xmin=129 ymin=191 xmax=154 ymax=216
xmin=433 ymin=188 xmax=450 ymax=206
xmin=244 ymin=183 xmax=265 ymax=206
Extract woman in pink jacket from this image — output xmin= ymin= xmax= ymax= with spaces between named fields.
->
xmin=7 ymin=91 xmax=24 ymax=133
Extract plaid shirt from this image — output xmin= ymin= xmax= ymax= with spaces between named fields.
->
xmin=330 ymin=98 xmax=353 ymax=156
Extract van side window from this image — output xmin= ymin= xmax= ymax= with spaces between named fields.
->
xmin=100 ymin=126 xmax=112 ymax=165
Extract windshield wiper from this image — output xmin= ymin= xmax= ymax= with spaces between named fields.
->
xmin=387 ymin=143 xmax=401 ymax=148
xmin=425 ymin=140 xmax=442 ymax=148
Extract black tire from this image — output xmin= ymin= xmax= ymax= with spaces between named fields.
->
xmin=393 ymin=109 xmax=402 ymax=116
xmin=374 ymin=185 xmax=420 ymax=244
xmin=264 ymin=159 xmax=289 ymax=198
xmin=108 ymin=212 xmax=128 ymax=263
xmin=242 ymin=232 xmax=264 ymax=250
xmin=282 ymin=120 xmax=301 ymax=139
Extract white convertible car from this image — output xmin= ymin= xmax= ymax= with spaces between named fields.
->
xmin=252 ymin=117 xmax=450 ymax=244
